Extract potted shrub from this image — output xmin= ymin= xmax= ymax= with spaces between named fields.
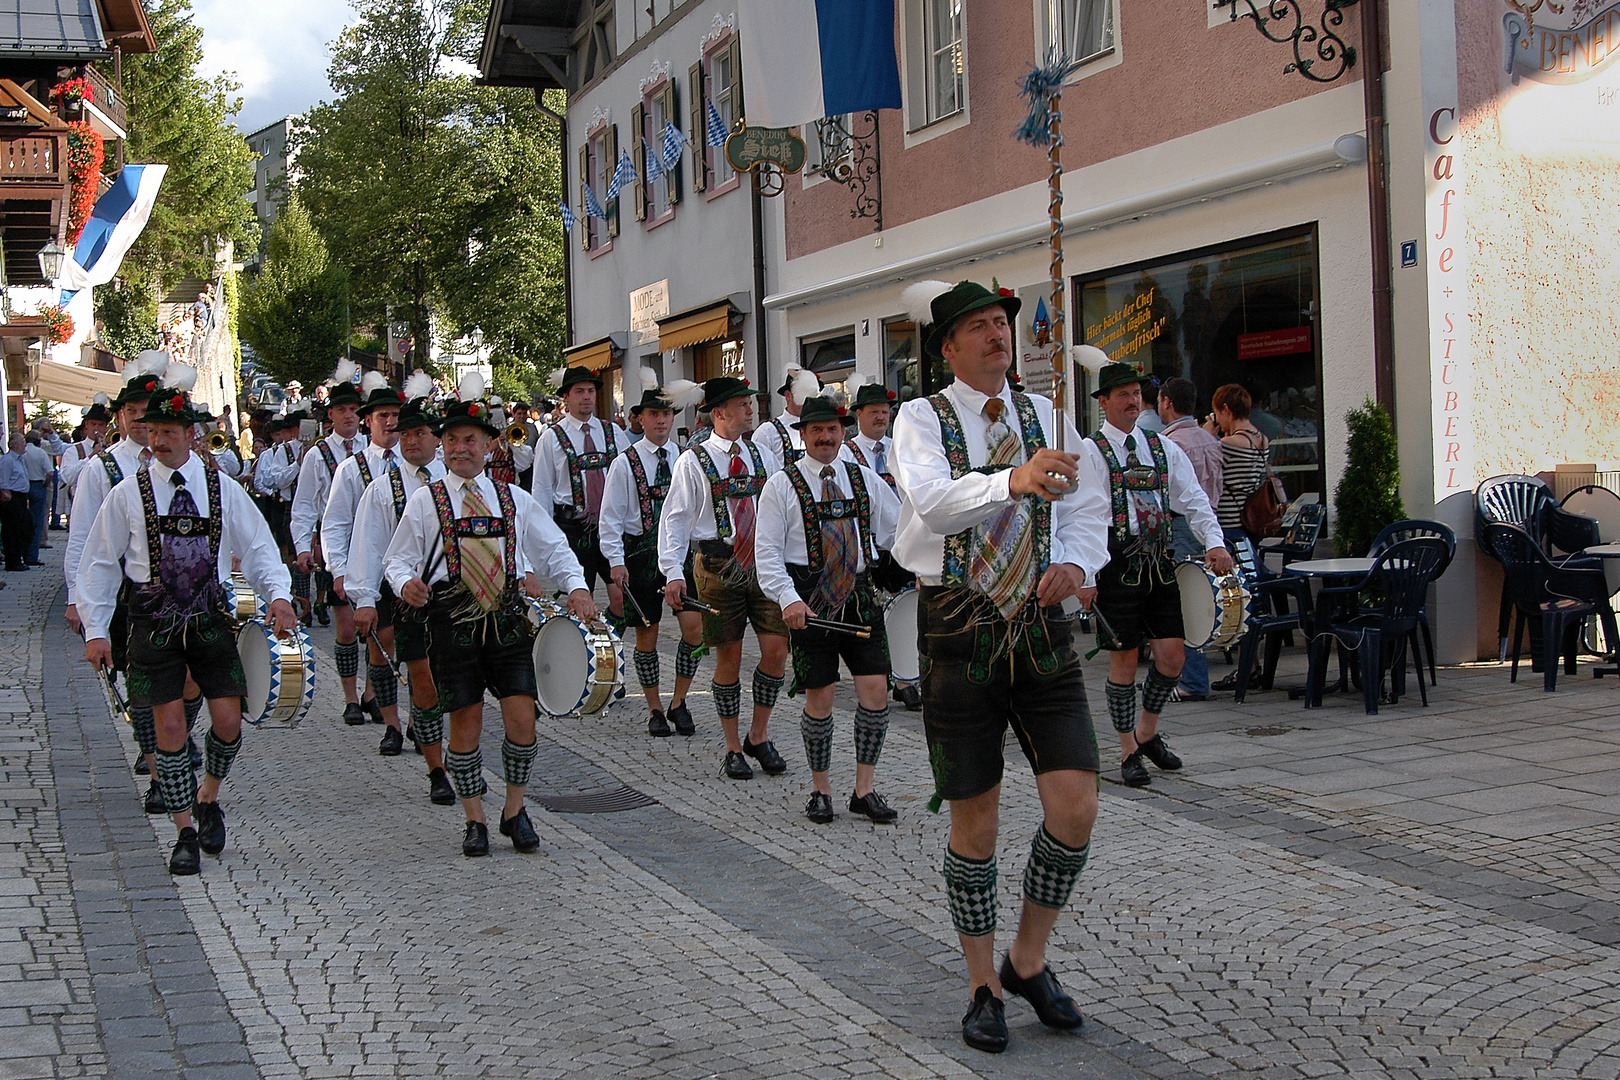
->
xmin=1333 ymin=397 xmax=1406 ymax=556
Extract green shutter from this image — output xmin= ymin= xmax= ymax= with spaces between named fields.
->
xmin=607 ymin=124 xmax=621 ymax=238
xmin=631 ymin=103 xmax=647 ymax=222
xmin=578 ymin=143 xmax=590 ymax=251
xmin=689 ymin=62 xmax=706 ymax=193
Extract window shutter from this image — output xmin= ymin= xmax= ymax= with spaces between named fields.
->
xmin=578 ymin=143 xmax=591 ymax=251
xmin=688 ymin=62 xmax=706 ymax=193
xmin=607 ymin=124 xmax=621 ymax=237
xmin=729 ymin=37 xmax=744 ymax=116
xmin=631 ymin=102 xmax=647 ymax=222
xmin=664 ymin=81 xmax=682 ymax=205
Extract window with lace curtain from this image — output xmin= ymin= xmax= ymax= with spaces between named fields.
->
xmin=1039 ymin=0 xmax=1114 ymax=64
xmin=905 ymin=0 xmax=965 ymax=132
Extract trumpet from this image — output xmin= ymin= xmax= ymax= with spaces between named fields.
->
xmin=207 ymin=430 xmax=234 ymax=454
xmin=505 ymin=423 xmax=528 ymax=445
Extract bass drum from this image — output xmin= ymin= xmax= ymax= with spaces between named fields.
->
xmin=884 ymin=586 xmax=920 ymax=682
xmin=532 ymin=614 xmax=625 ymax=717
xmin=238 ymin=621 xmax=316 ymax=727
xmin=1174 ymin=560 xmax=1252 ymax=649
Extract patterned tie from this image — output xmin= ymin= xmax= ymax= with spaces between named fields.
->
xmin=417 ymin=465 xmax=431 ymax=484
xmin=343 ymin=439 xmax=353 ymax=456
xmin=458 ymin=483 xmax=503 ymax=612
xmin=583 ymin=422 xmax=605 ymax=521
xmin=140 ymin=447 xmax=153 ymax=469
xmin=653 ymin=447 xmax=670 ymax=519
xmin=873 ymin=440 xmax=887 ymax=478
xmin=969 ymin=399 xmax=1037 ymax=619
xmin=161 ymin=473 xmax=213 ymax=610
xmin=811 ymin=465 xmax=858 ymax=616
xmin=1124 ymin=433 xmax=1165 ymax=537
xmin=383 ymin=448 xmax=396 ymax=469
xmin=727 ymin=443 xmax=756 ymax=570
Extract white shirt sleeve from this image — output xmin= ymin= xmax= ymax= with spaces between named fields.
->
xmin=862 ymin=463 xmax=902 ymax=552
xmin=530 ymin=425 xmax=564 ymax=510
xmin=290 ymin=448 xmax=330 ymax=555
xmin=320 ymin=456 xmax=368 ymax=578
xmin=64 ymin=459 xmax=115 ymax=606
xmin=510 ymin=439 xmax=535 ymax=472
xmin=76 ymin=480 xmax=137 ymax=641
xmin=753 ymin=418 xmax=784 ymax=465
xmin=345 ymin=479 xmax=395 ymax=610
xmin=597 ymin=452 xmax=637 ymax=568
xmin=513 ymin=486 xmax=589 ymax=594
xmin=892 ymin=399 xmax=1017 ymax=536
xmin=657 ymin=450 xmax=708 ymax=580
xmin=753 ymin=471 xmax=802 ymax=611
xmin=1053 ymin=418 xmax=1112 ymax=586
xmin=383 ymin=486 xmax=439 ymax=593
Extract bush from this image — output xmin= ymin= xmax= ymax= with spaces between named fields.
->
xmin=1333 ymin=397 xmax=1406 ymax=556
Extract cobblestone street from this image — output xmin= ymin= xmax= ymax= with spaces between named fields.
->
xmin=5 ymin=544 xmax=1620 ymax=1079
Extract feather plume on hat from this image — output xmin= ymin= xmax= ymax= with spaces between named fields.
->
xmin=93 ymin=391 xmax=109 ymax=406
xmin=785 ymin=365 xmax=821 ymax=403
xmin=457 ymin=369 xmax=486 ymax=403
xmin=901 ymin=280 xmax=954 ymax=327
xmin=162 ymin=362 xmax=199 ymax=392
xmin=402 ymin=372 xmax=433 ymax=401
xmin=327 ymin=358 xmax=358 ymax=387
xmin=360 ymin=370 xmax=388 ymax=395
xmin=638 ymin=365 xmax=659 ymax=392
xmin=128 ymin=349 xmax=169 ymax=382
xmin=1073 ymin=344 xmax=1110 ymax=375
xmin=663 ymin=379 xmax=705 ymax=411
xmin=546 ymin=367 xmax=565 ymax=388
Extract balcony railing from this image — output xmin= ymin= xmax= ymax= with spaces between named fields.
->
xmin=0 ymin=134 xmax=63 ymax=186
xmin=83 ymin=64 xmax=127 ymax=132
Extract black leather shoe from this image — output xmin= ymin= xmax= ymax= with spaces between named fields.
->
xmin=961 ymin=985 xmax=1008 ymax=1053
xmin=187 ymin=736 xmax=203 ymax=770
xmin=428 ymin=768 xmax=456 ymax=806
xmin=1121 ymin=752 xmax=1150 ymax=787
xmin=647 ymin=709 xmax=671 ymax=737
xmin=462 ymin=820 xmax=489 ymax=857
xmin=343 ymin=702 xmax=366 ymax=726
xmin=134 ymin=756 xmax=150 ymax=776
xmin=723 ymin=751 xmax=753 ymax=780
xmin=362 ymin=696 xmax=385 ymax=724
xmin=299 ymin=610 xmax=313 ymax=628
xmin=379 ymin=726 xmax=403 ymax=756
xmin=805 ymin=791 xmax=835 ymax=823
xmin=499 ymin=808 xmax=540 ymax=853
xmin=143 ymin=780 xmax=164 ymax=815
xmin=316 ymin=606 xmax=330 ymax=626
xmin=194 ymin=801 xmax=226 ymax=855
xmin=668 ymin=702 xmax=695 ymax=736
xmin=894 ymin=682 xmax=922 ymax=711
xmin=743 ymin=737 xmax=787 ymax=775
xmin=1136 ymin=733 xmax=1182 ymax=771
xmin=169 ymin=828 xmax=201 ymax=876
xmin=848 ymin=790 xmax=898 ymax=824
xmin=999 ymin=956 xmax=1083 ymax=1029
xmin=405 ymin=725 xmax=424 ymax=755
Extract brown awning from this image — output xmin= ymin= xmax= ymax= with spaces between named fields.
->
xmin=563 ymin=335 xmax=620 ymax=371
xmin=29 ymin=359 xmax=123 ymax=406
xmin=658 ymin=301 xmax=739 ymax=352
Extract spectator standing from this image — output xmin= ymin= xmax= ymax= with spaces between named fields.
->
xmin=1203 ymin=383 xmax=1270 ymax=546
xmin=0 ymin=434 xmax=32 ymax=571
xmin=21 ymin=432 xmax=54 ymax=564
xmin=1157 ymin=378 xmax=1225 ymax=702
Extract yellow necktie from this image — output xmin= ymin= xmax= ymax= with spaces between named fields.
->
xmin=459 ymin=484 xmax=502 ymax=612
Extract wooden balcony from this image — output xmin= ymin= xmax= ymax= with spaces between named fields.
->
xmin=0 ymin=132 xmax=65 ymax=191
xmin=82 ymin=64 xmax=128 ymax=135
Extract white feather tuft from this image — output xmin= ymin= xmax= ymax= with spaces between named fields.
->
xmin=843 ymin=371 xmax=871 ymax=395
xmin=787 ymin=366 xmax=821 ymax=403
xmin=663 ymin=379 xmax=705 ymax=411
xmin=489 ymin=394 xmax=503 ymax=407
xmin=360 ymin=370 xmax=388 ymax=395
xmin=403 ymin=372 xmax=433 ymax=401
xmin=92 ymin=391 xmax=109 ymax=406
xmin=638 ymin=365 xmax=659 ymax=393
xmin=130 ymin=349 xmax=169 ymax=381
xmin=457 ymin=369 xmax=485 ymax=402
xmin=287 ymin=397 xmax=313 ymax=416
xmin=1073 ymin=344 xmax=1111 ymax=374
xmin=901 ymin=280 xmax=954 ymax=326
xmin=547 ymin=367 xmax=565 ymax=388
xmin=328 ymin=358 xmax=358 ymax=387
xmin=162 ymin=363 xmax=198 ymax=392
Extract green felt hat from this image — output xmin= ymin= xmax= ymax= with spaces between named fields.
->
xmin=394 ymin=396 xmax=439 ymax=433
xmin=791 ymin=395 xmax=855 ymax=430
xmin=1090 ymin=362 xmax=1146 ymax=398
xmin=437 ymin=396 xmax=500 ymax=437
xmin=559 ymin=366 xmax=604 ymax=392
xmin=629 ymin=387 xmax=675 ymax=415
xmin=359 ymin=385 xmax=407 ymax=416
xmin=143 ymin=390 xmax=203 ymax=428
xmin=697 ymin=376 xmax=765 ymax=413
xmin=852 ymin=383 xmax=896 ymax=409
xmin=921 ymin=281 xmax=1021 ymax=361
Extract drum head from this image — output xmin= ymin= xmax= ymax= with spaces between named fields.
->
xmin=1174 ymin=561 xmax=1219 ymax=649
xmin=884 ymin=588 xmax=921 ymax=682
xmin=533 ymin=616 xmax=591 ymax=716
xmin=238 ymin=623 xmax=272 ymax=721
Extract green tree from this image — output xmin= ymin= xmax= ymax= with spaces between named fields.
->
xmin=238 ymin=199 xmax=349 ymax=390
xmin=94 ymin=283 xmax=157 ymax=360
xmin=1333 ymin=398 xmax=1406 ymax=556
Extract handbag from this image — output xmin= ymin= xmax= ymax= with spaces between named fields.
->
xmin=1240 ymin=435 xmax=1289 ymax=538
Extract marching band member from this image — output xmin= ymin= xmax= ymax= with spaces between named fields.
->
xmin=598 ymin=376 xmax=707 ymax=737
xmin=57 ymin=394 xmax=113 ymax=496
xmin=657 ymin=377 xmax=790 ymax=781
xmin=254 ymin=411 xmax=306 ymax=616
xmin=531 ymin=366 xmax=626 ymax=611
xmin=348 ymin=376 xmax=454 ymax=805
xmin=1081 ymin=361 xmax=1230 ymax=787
xmin=383 ymin=375 xmax=597 ymax=857
xmin=891 ymin=280 xmax=1110 ymax=1053
xmin=292 ymin=361 xmax=373 ymax=724
xmin=752 ymin=366 xmax=819 ymax=468
xmin=755 ymin=394 xmax=902 ymax=825
xmin=77 ymin=372 xmax=295 ymax=875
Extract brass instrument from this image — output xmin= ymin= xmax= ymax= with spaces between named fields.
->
xmin=506 ymin=422 xmax=528 ymax=445
xmin=207 ymin=430 xmax=234 ymax=454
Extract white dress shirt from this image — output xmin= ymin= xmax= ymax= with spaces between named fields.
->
xmin=76 ymin=452 xmax=293 ymax=641
xmin=598 ymin=437 xmax=676 ymax=567
xmin=57 ymin=439 xmax=99 ymax=490
xmin=291 ymin=431 xmax=368 ymax=554
xmin=891 ymin=379 xmax=1110 ymax=588
xmin=530 ymin=412 xmax=625 ymax=513
xmin=847 ymin=432 xmax=895 ymax=482
xmin=1082 ymin=420 xmax=1225 ymax=554
xmin=382 ymin=470 xmax=588 ymax=598
xmin=64 ymin=439 xmax=148 ymax=606
xmin=346 ymin=458 xmax=445 ymax=609
xmin=253 ymin=440 xmax=300 ymax=498
xmin=753 ymin=413 xmax=854 ymax=469
xmin=321 ymin=442 xmax=401 ymax=578
xmin=656 ymin=431 xmax=780 ymax=580
xmin=755 ymin=456 xmax=901 ymax=612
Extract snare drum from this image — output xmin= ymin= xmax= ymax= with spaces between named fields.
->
xmin=883 ymin=587 xmax=920 ymax=682
xmin=227 ymin=573 xmax=261 ymax=626
xmin=1174 ymin=560 xmax=1252 ymax=649
xmin=525 ymin=595 xmax=565 ymax=628
xmin=532 ymin=614 xmax=625 ymax=716
xmin=237 ymin=621 xmax=316 ymax=727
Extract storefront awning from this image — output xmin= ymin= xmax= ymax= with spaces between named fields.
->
xmin=28 ymin=358 xmax=122 ymax=406
xmin=658 ymin=301 xmax=740 ymax=352
xmin=563 ymin=334 xmax=624 ymax=371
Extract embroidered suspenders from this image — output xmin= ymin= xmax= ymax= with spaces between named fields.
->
xmin=784 ymin=461 xmax=878 ymax=573
xmin=426 ymin=478 xmax=518 ymax=585
xmin=136 ymin=467 xmax=224 ymax=575
xmin=691 ymin=442 xmax=768 ymax=543
xmin=771 ymin=417 xmax=802 ymax=464
xmin=355 ymin=452 xmax=373 ymax=488
xmin=624 ymin=445 xmax=668 ymax=533
xmin=98 ymin=450 xmax=124 ymax=487
xmin=846 ymin=440 xmax=896 ymax=490
xmin=1088 ymin=430 xmax=1170 ymax=551
xmin=316 ymin=440 xmax=339 ymax=477
xmin=388 ymin=467 xmax=408 ymax=519
xmin=552 ymin=422 xmax=615 ymax=508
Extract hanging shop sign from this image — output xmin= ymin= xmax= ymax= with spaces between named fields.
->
xmin=1503 ymin=2 xmax=1620 ymax=85
xmin=725 ymin=125 xmax=807 ymax=174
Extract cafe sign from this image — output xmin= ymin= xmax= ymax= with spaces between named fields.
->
xmin=1503 ymin=1 xmax=1620 ymax=84
xmin=725 ymin=126 xmax=807 ymax=174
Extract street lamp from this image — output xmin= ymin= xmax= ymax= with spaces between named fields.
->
xmin=36 ymin=240 xmax=65 ymax=282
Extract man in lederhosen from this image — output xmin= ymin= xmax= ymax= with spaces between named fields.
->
xmin=756 ymin=394 xmax=903 ymax=825
xmin=323 ymin=374 xmax=409 ymax=749
xmin=78 ymin=379 xmax=296 ymax=875
xmin=383 ymin=383 xmax=598 ymax=857
xmin=292 ymin=366 xmax=374 ymax=724
xmin=754 ymin=365 xmax=855 ymax=471
xmin=56 ymin=394 xmax=112 ymax=501
xmin=892 ymin=280 xmax=1112 ymax=1054
xmin=1082 ymin=362 xmax=1231 ymax=788
xmin=348 ymin=379 xmax=455 ymax=806
xmin=531 ymin=366 xmax=626 ymax=613
xmin=657 ymin=377 xmax=791 ymax=781
xmin=599 ymin=382 xmax=708 ymax=737
xmin=253 ymin=413 xmax=304 ymax=584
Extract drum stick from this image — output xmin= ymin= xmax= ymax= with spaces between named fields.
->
xmin=804 ymin=617 xmax=873 ymax=639
xmin=677 ymin=596 xmax=715 ymax=615
xmin=621 ymin=586 xmax=652 ymax=627
xmin=98 ymin=668 xmax=132 ymax=726
xmin=365 ymin=629 xmax=403 ymax=677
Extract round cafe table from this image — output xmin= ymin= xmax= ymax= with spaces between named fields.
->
xmin=1578 ymin=543 xmax=1620 ymax=676
xmin=1283 ymin=557 xmax=1377 ymax=578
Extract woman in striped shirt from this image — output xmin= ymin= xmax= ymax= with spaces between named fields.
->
xmin=1203 ymin=383 xmax=1270 ymax=543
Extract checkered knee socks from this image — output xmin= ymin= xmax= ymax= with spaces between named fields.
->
xmin=203 ymin=730 xmax=242 ymax=782
xmin=291 ymin=569 xmax=310 ymax=597
xmin=713 ymin=680 xmax=741 ymax=721
xmin=633 ymin=648 xmax=660 ymax=689
xmin=444 ymin=747 xmax=487 ymax=799
xmin=409 ymin=703 xmax=444 ymax=747
xmin=1142 ymin=665 xmax=1178 ymax=717
xmin=183 ymin=695 xmax=202 ymax=733
xmin=943 ymin=847 xmax=997 ymax=938
xmin=1022 ymin=824 xmax=1090 ymax=911
xmin=800 ymin=712 xmax=833 ymax=773
xmin=752 ymin=667 xmax=784 ymax=711
xmin=675 ymin=639 xmax=701 ymax=680
xmin=1106 ymin=680 xmax=1138 ymax=734
xmin=155 ymin=747 xmax=197 ymax=814
xmin=368 ymin=663 xmax=398 ymax=708
xmin=334 ymin=639 xmax=360 ymax=679
xmin=131 ymin=706 xmax=157 ymax=756
xmin=854 ymin=705 xmax=889 ymax=767
xmin=501 ymin=738 xmax=538 ymax=788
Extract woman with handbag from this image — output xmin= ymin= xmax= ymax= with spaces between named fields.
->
xmin=1203 ymin=384 xmax=1273 ymax=547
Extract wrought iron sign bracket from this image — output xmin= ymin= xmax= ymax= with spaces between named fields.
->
xmin=814 ymin=112 xmax=883 ymax=232
xmin=1213 ymin=0 xmax=1360 ymax=83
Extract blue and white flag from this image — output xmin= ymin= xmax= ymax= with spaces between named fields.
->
xmin=736 ymin=0 xmax=902 ymax=128
xmin=705 ymin=99 xmax=730 ymax=148
xmin=583 ymin=184 xmax=608 ymax=220
xmin=605 ymin=149 xmax=636 ymax=201
xmin=661 ymin=121 xmax=689 ymax=171
xmin=643 ymin=141 xmax=664 ymax=183
xmin=56 ymin=163 xmax=168 ymax=296
xmin=557 ymin=197 xmax=576 ymax=232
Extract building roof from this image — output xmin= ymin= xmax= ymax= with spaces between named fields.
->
xmin=477 ymin=0 xmax=578 ymax=92
xmin=0 ymin=0 xmax=109 ymax=60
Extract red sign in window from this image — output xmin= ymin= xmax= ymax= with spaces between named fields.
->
xmin=1237 ymin=327 xmax=1313 ymax=360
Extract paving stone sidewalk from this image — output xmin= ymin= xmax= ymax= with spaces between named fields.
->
xmin=5 ymin=542 xmax=1620 ymax=1079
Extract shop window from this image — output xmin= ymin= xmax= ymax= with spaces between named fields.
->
xmin=882 ymin=318 xmax=925 ymax=402
xmin=633 ymin=78 xmax=681 ymax=226
xmin=1038 ymin=0 xmax=1114 ymax=65
xmin=906 ymin=0 xmax=965 ymax=131
xmin=694 ymin=339 xmax=745 ymax=382
xmin=1076 ymin=227 xmax=1324 ymax=499
xmin=799 ymin=330 xmax=857 ymax=391
xmin=692 ymin=33 xmax=742 ymax=195
xmin=579 ymin=121 xmax=619 ymax=253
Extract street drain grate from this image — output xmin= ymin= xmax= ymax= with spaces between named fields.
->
xmin=534 ymin=786 xmax=659 ymax=814
xmin=1240 ymin=725 xmax=1298 ymax=737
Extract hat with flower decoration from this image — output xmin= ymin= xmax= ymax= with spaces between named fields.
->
xmin=437 ymin=370 xmax=500 ymax=436
xmin=393 ymin=373 xmax=439 ymax=432
xmin=791 ymin=394 xmax=856 ymax=430
xmin=112 ymin=350 xmax=172 ymax=410
xmin=142 ymin=363 xmax=202 ymax=427
xmin=844 ymin=372 xmax=897 ymax=410
xmin=697 ymin=376 xmax=766 ymax=413
xmin=558 ymin=365 xmax=604 ymax=392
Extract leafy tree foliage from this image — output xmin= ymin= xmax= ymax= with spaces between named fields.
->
xmin=94 ymin=283 xmax=158 ymax=360
xmin=238 ymin=199 xmax=349 ymax=390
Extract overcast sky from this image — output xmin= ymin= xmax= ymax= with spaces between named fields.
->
xmin=193 ymin=0 xmax=352 ymax=136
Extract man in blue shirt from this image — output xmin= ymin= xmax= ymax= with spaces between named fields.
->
xmin=0 ymin=434 xmax=33 ymax=571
